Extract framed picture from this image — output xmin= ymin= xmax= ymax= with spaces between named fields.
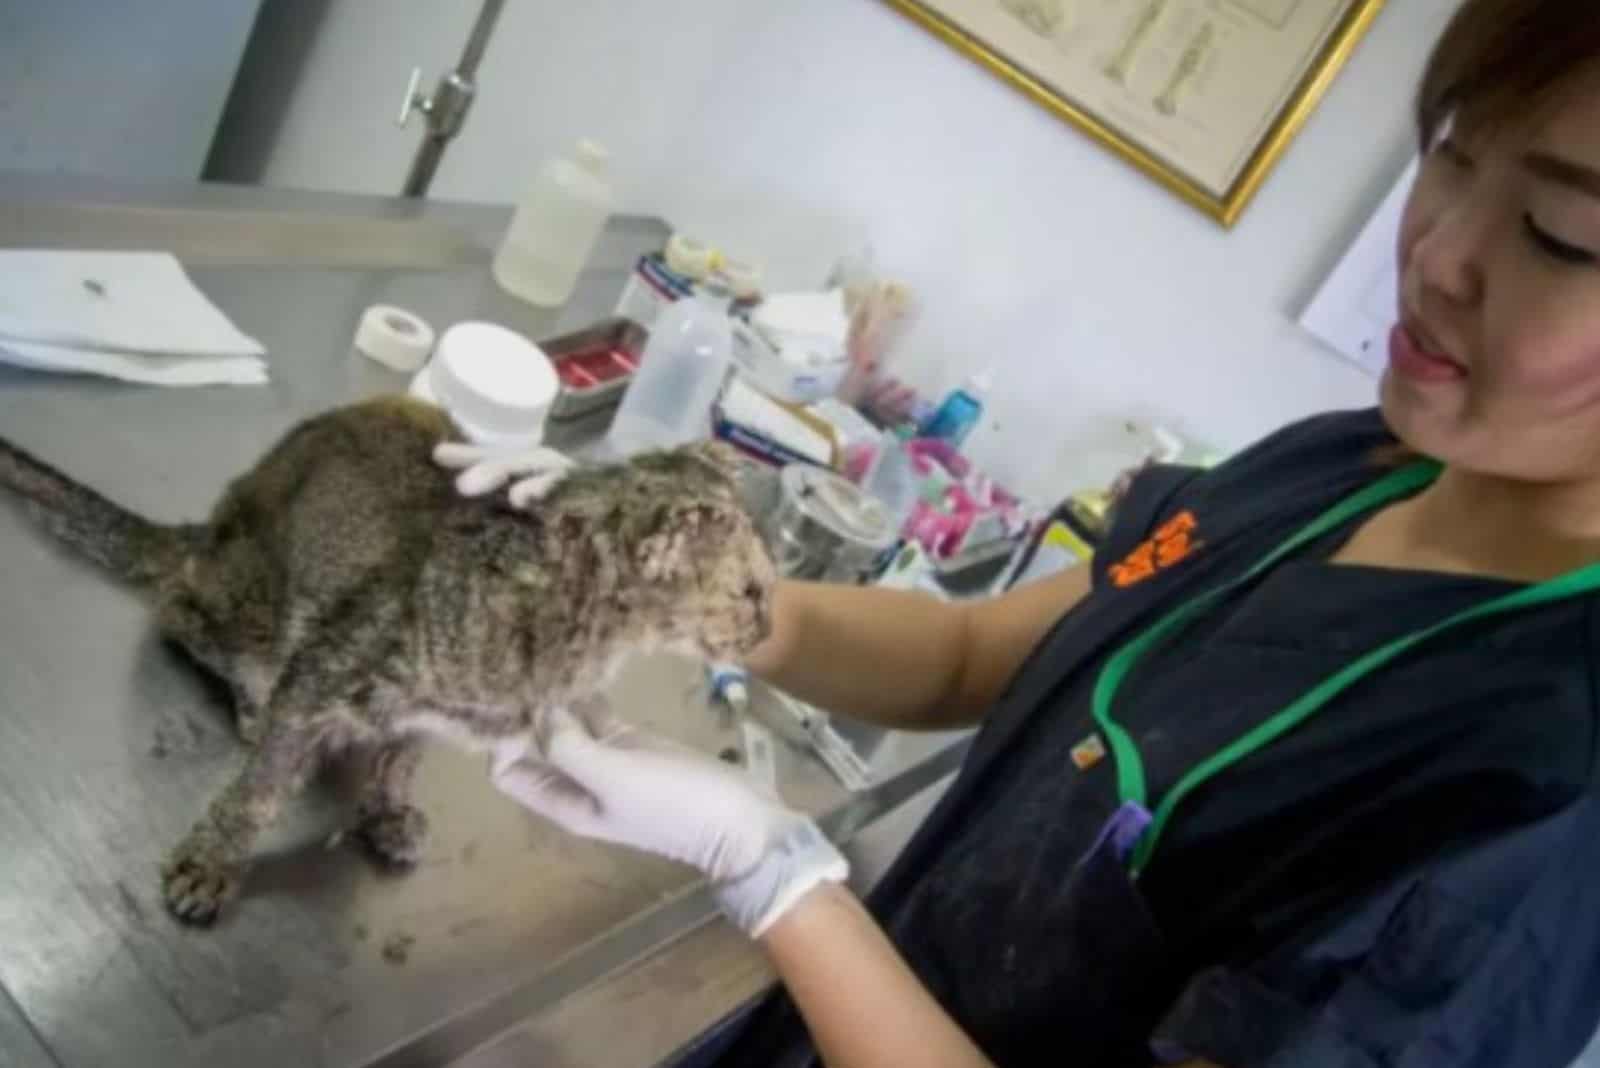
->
xmin=885 ymin=0 xmax=1387 ymax=226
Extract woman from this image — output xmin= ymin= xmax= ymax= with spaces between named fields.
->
xmin=445 ymin=1 xmax=1600 ymax=1063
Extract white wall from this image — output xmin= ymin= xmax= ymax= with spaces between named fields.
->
xmin=1 ymin=0 xmax=261 ymax=180
xmin=253 ymin=0 xmax=1460 ymax=504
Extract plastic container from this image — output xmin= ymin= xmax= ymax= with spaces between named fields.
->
xmin=729 ymin=320 xmax=847 ymax=405
xmin=921 ymin=372 xmax=991 ymax=448
xmin=539 ymin=317 xmax=647 ymax=421
xmin=615 ymin=237 xmax=763 ymax=331
xmin=604 ymin=281 xmax=735 ymax=454
xmin=408 ymin=321 xmax=558 ymax=447
xmin=861 ymin=429 xmax=919 ymax=534
xmin=492 ymin=140 xmax=613 ymax=308
xmin=615 ymin=253 xmax=694 ymax=330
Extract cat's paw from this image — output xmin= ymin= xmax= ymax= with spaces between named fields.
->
xmin=161 ymin=850 xmax=242 ymax=925
xmin=357 ymin=806 xmax=429 ymax=869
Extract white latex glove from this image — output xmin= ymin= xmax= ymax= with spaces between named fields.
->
xmin=491 ymin=701 xmax=849 ymax=938
xmin=433 ymin=441 xmax=576 ymax=508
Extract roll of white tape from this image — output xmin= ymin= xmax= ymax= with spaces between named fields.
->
xmin=353 ymin=304 xmax=436 ymax=372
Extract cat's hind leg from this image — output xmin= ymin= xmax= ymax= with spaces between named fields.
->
xmin=355 ymin=737 xmax=429 ymax=869
xmin=161 ymin=716 xmax=324 ymax=924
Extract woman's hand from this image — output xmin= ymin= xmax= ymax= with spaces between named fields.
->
xmin=496 ymin=703 xmax=997 ymax=1067
xmin=491 ymin=701 xmax=848 ymax=936
xmin=760 ymin=878 xmax=997 ymax=1067
xmin=432 ymin=441 xmax=575 ymax=509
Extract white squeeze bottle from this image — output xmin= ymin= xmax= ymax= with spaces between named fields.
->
xmin=605 ymin=277 xmax=735 ymax=455
xmin=492 ymin=140 xmax=613 ymax=307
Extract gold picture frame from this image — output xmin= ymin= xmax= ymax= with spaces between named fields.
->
xmin=885 ymin=0 xmax=1388 ymax=226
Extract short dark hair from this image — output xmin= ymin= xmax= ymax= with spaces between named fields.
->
xmin=1417 ymin=0 xmax=1600 ymax=151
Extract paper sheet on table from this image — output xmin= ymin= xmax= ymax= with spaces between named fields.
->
xmin=0 ymin=250 xmax=267 ymax=386
xmin=0 ymin=337 xmax=268 ymax=386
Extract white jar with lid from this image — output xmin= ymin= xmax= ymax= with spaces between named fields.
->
xmin=409 ymin=321 xmax=558 ymax=447
xmin=492 ymin=140 xmax=613 ymax=308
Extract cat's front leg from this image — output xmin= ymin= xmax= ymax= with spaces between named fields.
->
xmin=355 ymin=736 xmax=429 ymax=869
xmin=161 ymin=720 xmax=320 ymax=924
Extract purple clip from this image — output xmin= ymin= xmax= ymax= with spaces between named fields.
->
xmin=1087 ymin=800 xmax=1153 ymax=865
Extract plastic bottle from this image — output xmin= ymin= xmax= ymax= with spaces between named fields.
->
xmin=921 ymin=372 xmax=991 ymax=448
xmin=862 ymin=427 xmax=919 ymax=536
xmin=605 ymin=279 xmax=735 ymax=454
xmin=492 ymin=140 xmax=613 ymax=308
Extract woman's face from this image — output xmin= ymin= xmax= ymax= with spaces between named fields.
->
xmin=1384 ymin=72 xmax=1600 ymax=483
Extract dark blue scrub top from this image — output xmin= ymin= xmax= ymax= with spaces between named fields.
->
xmin=706 ymin=409 xmax=1600 ymax=1068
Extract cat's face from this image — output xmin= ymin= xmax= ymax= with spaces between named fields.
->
xmin=627 ymin=445 xmax=776 ymax=661
xmin=687 ymin=503 xmax=776 ymax=662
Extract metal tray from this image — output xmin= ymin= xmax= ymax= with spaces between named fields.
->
xmin=541 ymin=316 xmax=648 ymax=421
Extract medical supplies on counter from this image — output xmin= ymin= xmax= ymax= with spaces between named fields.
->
xmin=999 ymin=506 xmax=1100 ymax=590
xmin=539 ymin=317 xmax=646 ymax=421
xmin=730 ymin=289 xmax=852 ymax=404
xmin=408 ymin=321 xmax=558 ymax=447
xmin=828 ymin=248 xmax=918 ymax=408
xmin=714 ymin=377 xmax=838 ymax=468
xmin=765 ymin=465 xmax=900 ymax=584
xmin=492 ymin=140 xmax=614 ymax=308
xmin=605 ymin=275 xmax=738 ymax=454
xmin=353 ymin=304 xmax=436 ymax=372
xmin=615 ymin=234 xmax=763 ymax=330
xmin=921 ymin=372 xmax=992 ymax=448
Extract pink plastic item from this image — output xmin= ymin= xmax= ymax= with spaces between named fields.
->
xmin=895 ymin=438 xmax=1025 ymax=559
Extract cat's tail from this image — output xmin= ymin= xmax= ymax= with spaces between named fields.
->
xmin=0 ymin=436 xmax=198 ymax=585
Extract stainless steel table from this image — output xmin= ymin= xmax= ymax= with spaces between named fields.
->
xmin=0 ymin=174 xmax=967 ymax=1068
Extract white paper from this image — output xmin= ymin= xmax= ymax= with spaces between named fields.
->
xmin=0 ymin=337 xmax=267 ymax=387
xmin=0 ymin=250 xmax=264 ymax=355
xmin=1300 ymin=160 xmax=1417 ymax=377
xmin=0 ymin=250 xmax=267 ymax=387
xmin=753 ymin=290 xmax=850 ymax=345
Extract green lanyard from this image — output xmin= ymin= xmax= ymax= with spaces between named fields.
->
xmin=1095 ymin=460 xmax=1600 ymax=876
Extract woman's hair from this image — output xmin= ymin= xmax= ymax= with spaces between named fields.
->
xmin=1417 ymin=0 xmax=1600 ymax=151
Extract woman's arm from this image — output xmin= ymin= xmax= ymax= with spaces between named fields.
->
xmin=764 ymin=879 xmax=1229 ymax=1068
xmin=492 ymin=706 xmax=989 ymax=1064
xmin=761 ymin=882 xmax=995 ymax=1068
xmin=746 ymin=564 xmax=1092 ymax=731
xmin=432 ymin=440 xmax=1094 ymax=732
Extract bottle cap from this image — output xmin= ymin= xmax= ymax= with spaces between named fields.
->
xmin=717 ymin=256 xmax=764 ymax=300
xmin=665 ymin=234 xmax=715 ymax=280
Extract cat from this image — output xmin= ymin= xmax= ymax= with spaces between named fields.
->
xmin=0 ymin=396 xmax=775 ymax=924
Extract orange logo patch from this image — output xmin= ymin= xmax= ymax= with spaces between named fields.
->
xmin=1109 ymin=510 xmax=1199 ymax=588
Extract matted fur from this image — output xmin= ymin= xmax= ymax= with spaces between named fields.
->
xmin=0 ymin=397 xmax=774 ymax=924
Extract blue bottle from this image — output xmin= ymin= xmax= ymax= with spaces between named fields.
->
xmin=921 ymin=372 xmax=991 ymax=448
